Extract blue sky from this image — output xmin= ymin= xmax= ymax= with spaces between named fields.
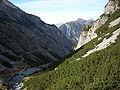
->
xmin=9 ymin=0 xmax=108 ymax=24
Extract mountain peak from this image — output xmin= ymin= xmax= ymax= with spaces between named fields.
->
xmin=0 ymin=0 xmax=9 ymax=3
xmin=76 ymin=18 xmax=94 ymax=23
xmin=76 ymin=18 xmax=85 ymax=22
xmin=76 ymin=0 xmax=120 ymax=50
xmin=59 ymin=18 xmax=94 ymax=44
xmin=88 ymin=19 xmax=94 ymax=21
xmin=0 ymin=0 xmax=17 ymax=8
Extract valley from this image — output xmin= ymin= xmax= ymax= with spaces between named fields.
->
xmin=0 ymin=0 xmax=120 ymax=90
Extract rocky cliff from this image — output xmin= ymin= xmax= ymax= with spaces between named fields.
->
xmin=76 ymin=0 xmax=120 ymax=50
xmin=0 ymin=0 xmax=73 ymax=83
xmin=59 ymin=18 xmax=94 ymax=44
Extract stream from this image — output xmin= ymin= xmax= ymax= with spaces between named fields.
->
xmin=8 ymin=63 xmax=51 ymax=90
xmin=9 ymin=68 xmax=42 ymax=90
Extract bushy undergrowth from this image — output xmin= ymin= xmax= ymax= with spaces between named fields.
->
xmin=24 ymin=35 xmax=120 ymax=90
xmin=23 ymin=9 xmax=120 ymax=90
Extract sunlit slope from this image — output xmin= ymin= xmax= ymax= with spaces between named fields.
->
xmin=24 ymin=9 xmax=120 ymax=90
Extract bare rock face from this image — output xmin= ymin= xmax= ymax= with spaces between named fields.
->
xmin=59 ymin=19 xmax=94 ymax=44
xmin=0 ymin=0 xmax=73 ymax=69
xmin=75 ymin=0 xmax=120 ymax=50
xmin=104 ymin=0 xmax=120 ymax=14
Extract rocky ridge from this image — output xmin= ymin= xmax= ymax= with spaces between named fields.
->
xmin=76 ymin=0 xmax=120 ymax=50
xmin=59 ymin=18 xmax=94 ymax=44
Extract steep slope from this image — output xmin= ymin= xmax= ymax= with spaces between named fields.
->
xmin=0 ymin=0 xmax=73 ymax=84
xmin=59 ymin=18 xmax=94 ymax=44
xmin=76 ymin=0 xmax=120 ymax=50
xmin=56 ymin=22 xmax=65 ymax=28
xmin=24 ymin=0 xmax=120 ymax=90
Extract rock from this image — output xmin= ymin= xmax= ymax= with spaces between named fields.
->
xmin=59 ymin=18 xmax=94 ymax=44
xmin=109 ymin=17 xmax=120 ymax=27
xmin=0 ymin=0 xmax=74 ymax=85
xmin=75 ymin=0 xmax=120 ymax=50
xmin=104 ymin=0 xmax=120 ymax=15
xmin=0 ymin=0 xmax=74 ymax=66
xmin=82 ymin=28 xmax=120 ymax=57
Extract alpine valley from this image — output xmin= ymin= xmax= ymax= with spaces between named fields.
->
xmin=0 ymin=0 xmax=120 ymax=90
xmin=0 ymin=0 xmax=73 ymax=89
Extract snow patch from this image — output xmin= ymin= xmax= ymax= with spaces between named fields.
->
xmin=105 ymin=33 xmax=110 ymax=36
xmin=54 ymin=68 xmax=58 ymax=70
xmin=82 ymin=28 xmax=120 ymax=57
xmin=98 ymin=37 xmax=102 ymax=41
xmin=109 ymin=17 xmax=120 ymax=27
xmin=76 ymin=58 xmax=81 ymax=61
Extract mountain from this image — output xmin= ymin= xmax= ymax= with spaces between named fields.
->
xmin=59 ymin=18 xmax=94 ymax=44
xmin=0 ymin=0 xmax=73 ymax=85
xmin=23 ymin=0 xmax=120 ymax=90
xmin=76 ymin=0 xmax=120 ymax=50
xmin=55 ymin=22 xmax=65 ymax=28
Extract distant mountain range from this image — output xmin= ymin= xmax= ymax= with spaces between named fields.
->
xmin=58 ymin=18 xmax=94 ymax=44
xmin=56 ymin=22 xmax=65 ymax=28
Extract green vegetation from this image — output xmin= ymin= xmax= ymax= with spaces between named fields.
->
xmin=23 ymin=9 xmax=120 ymax=90
xmin=100 ymin=14 xmax=110 ymax=18
xmin=95 ymin=9 xmax=120 ymax=36
xmin=24 ymin=35 xmax=120 ymax=90
xmin=110 ymin=0 xmax=120 ymax=6
xmin=83 ymin=24 xmax=93 ymax=31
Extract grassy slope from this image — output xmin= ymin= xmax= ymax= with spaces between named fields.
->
xmin=23 ymin=9 xmax=120 ymax=90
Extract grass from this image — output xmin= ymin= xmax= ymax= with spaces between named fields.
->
xmin=83 ymin=24 xmax=93 ymax=31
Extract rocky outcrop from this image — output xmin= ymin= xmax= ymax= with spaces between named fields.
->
xmin=59 ymin=18 xmax=94 ymax=44
xmin=109 ymin=17 xmax=120 ymax=27
xmin=104 ymin=0 xmax=120 ymax=14
xmin=0 ymin=0 xmax=73 ymax=74
xmin=75 ymin=0 xmax=120 ymax=50
xmin=82 ymin=28 xmax=120 ymax=57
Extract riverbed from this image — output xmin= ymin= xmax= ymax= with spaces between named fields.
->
xmin=9 ymin=67 xmax=41 ymax=90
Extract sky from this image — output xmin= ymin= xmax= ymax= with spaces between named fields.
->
xmin=9 ymin=0 xmax=108 ymax=24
